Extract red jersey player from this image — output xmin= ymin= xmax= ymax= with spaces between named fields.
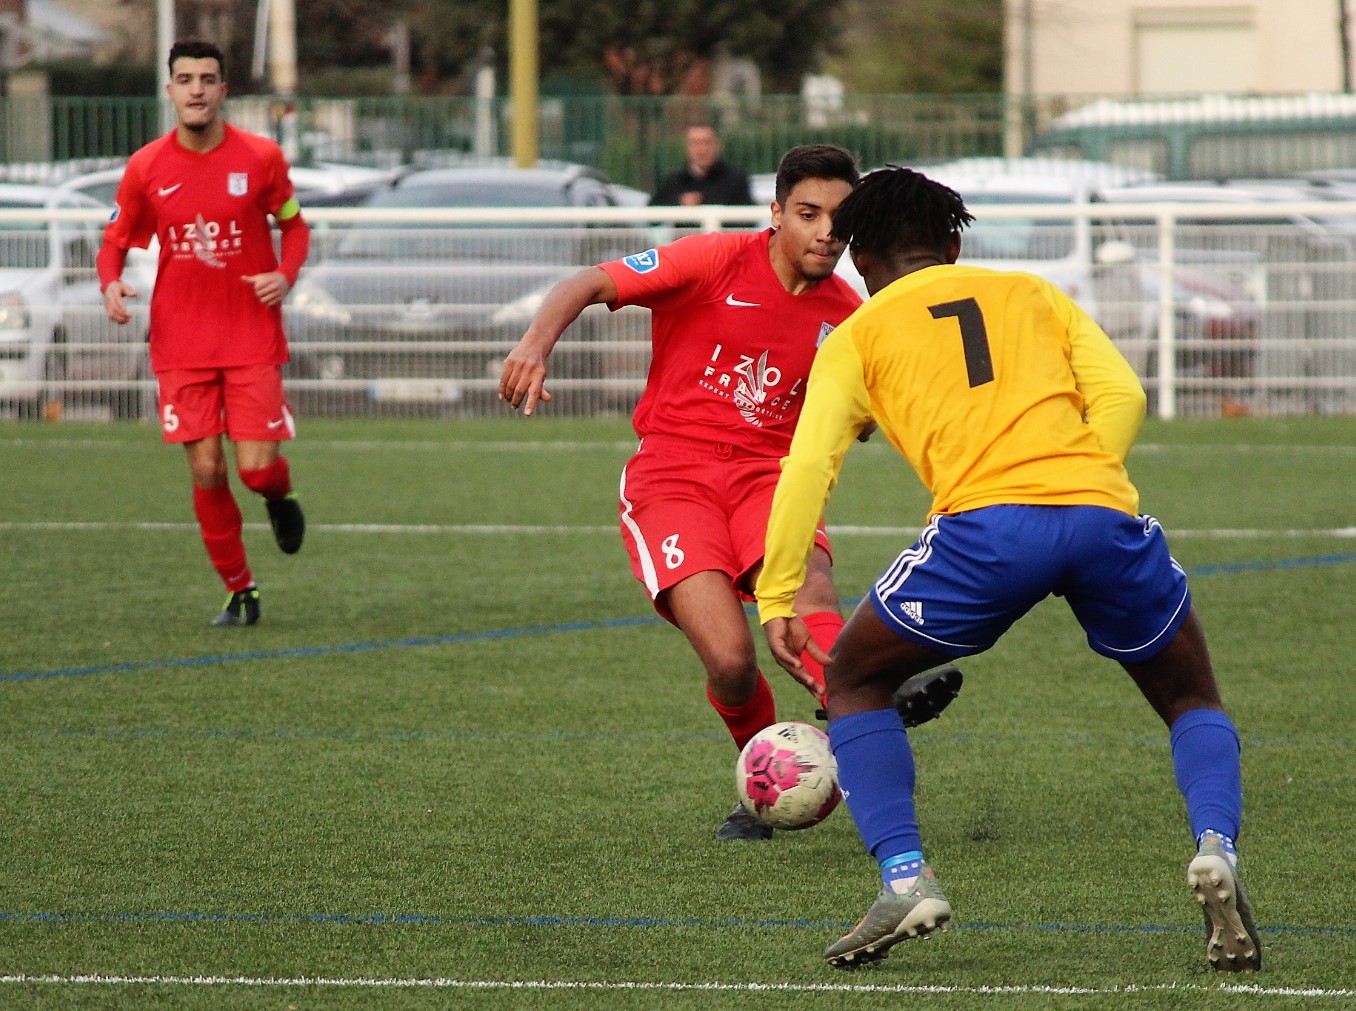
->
xmin=499 ymin=145 xmax=962 ymax=840
xmin=97 ymin=39 xmax=310 ymax=627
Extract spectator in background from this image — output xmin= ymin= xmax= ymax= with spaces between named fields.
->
xmin=650 ymin=124 xmax=755 ymax=207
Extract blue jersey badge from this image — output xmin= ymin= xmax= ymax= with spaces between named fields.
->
xmin=622 ymin=249 xmax=660 ymax=274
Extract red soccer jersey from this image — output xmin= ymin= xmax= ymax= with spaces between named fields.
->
xmin=102 ymin=124 xmax=296 ymax=371
xmin=601 ymin=230 xmax=862 ymax=456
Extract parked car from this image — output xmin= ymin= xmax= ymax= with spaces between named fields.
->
xmin=1099 ymin=178 xmax=1356 ymax=409
xmin=0 ymin=183 xmax=155 ymax=418
xmin=815 ymin=160 xmax=1260 ymax=399
xmin=57 ymin=160 xmax=404 ymax=209
xmin=285 ymin=163 xmax=656 ymax=412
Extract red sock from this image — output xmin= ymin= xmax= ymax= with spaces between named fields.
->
xmin=706 ymin=672 xmax=777 ymax=752
xmin=193 ymin=483 xmax=253 ymax=592
xmin=237 ymin=456 xmax=292 ymax=501
xmin=800 ymin=610 xmax=845 ymax=705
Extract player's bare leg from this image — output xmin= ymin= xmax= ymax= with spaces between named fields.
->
xmin=825 ymin=599 xmax=954 ymax=720
xmin=666 ymin=571 xmax=775 ymax=840
xmin=1121 ymin=609 xmax=1223 ymax=727
xmin=763 ymin=549 xmax=964 ymax=725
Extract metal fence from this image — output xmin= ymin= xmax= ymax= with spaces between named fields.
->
xmin=1 ymin=201 xmax=1354 ymax=425
xmin=0 ymin=92 xmax=1019 ymax=192
xmin=9 ymin=91 xmax=1356 ymax=190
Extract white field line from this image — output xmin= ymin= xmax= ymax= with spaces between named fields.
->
xmin=0 ymin=975 xmax=1351 ymax=997
xmin=3 ymin=438 xmax=1356 ymax=455
xmin=1 ymin=521 xmax=1355 ymax=539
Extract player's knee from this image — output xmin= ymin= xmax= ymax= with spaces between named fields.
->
xmin=190 ymin=462 xmax=228 ymax=488
xmin=824 ymin=659 xmax=867 ymax=697
xmin=703 ymin=650 xmax=760 ymax=699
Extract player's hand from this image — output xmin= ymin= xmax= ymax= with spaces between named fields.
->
xmin=498 ymin=340 xmax=553 ymax=416
xmin=856 ymin=419 xmax=879 ymax=443
xmin=763 ymin=616 xmax=830 ymax=705
xmin=242 ymin=271 xmax=291 ymax=307
xmin=102 ymin=280 xmax=136 ymax=325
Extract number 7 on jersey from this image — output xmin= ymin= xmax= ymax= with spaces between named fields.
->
xmin=929 ymin=297 xmax=994 ymax=388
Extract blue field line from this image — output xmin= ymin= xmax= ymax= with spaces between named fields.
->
xmin=1188 ymin=551 xmax=1356 ymax=576
xmin=0 ymin=616 xmax=662 ymax=683
xmin=1 ymin=910 xmax=1350 ymax=938
xmin=4 ymin=552 xmax=1354 ymax=684
xmin=3 ymin=725 xmax=1348 ymax=750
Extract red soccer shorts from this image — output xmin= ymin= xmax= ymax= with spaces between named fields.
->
xmin=618 ymin=433 xmax=832 ymax=624
xmin=156 ymin=364 xmax=295 ymax=445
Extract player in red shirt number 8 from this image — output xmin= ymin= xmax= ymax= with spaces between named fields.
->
xmin=499 ymin=145 xmax=963 ymax=841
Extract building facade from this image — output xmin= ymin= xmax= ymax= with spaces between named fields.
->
xmin=1006 ymin=1 xmax=1353 ymax=98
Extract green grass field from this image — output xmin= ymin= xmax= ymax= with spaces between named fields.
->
xmin=1 ymin=415 xmax=1353 ymax=1010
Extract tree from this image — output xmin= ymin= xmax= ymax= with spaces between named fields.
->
xmin=296 ymin=0 xmax=849 ymax=96
xmin=548 ymin=0 xmax=850 ymax=95
xmin=824 ymin=0 xmax=1003 ymax=94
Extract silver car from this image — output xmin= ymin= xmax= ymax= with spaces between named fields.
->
xmin=286 ymin=163 xmax=656 ymax=414
xmin=0 ymin=183 xmax=155 ymax=419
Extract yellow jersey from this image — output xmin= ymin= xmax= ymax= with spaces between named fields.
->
xmin=757 ymin=264 xmax=1147 ymax=622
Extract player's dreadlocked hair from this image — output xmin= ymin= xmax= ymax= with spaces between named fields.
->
xmin=830 ymin=166 xmax=974 ymax=258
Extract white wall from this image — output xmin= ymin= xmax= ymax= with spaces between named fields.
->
xmin=1007 ymin=1 xmax=1352 ymax=98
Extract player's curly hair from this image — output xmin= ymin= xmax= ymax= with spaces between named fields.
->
xmin=774 ymin=145 xmax=860 ymax=207
xmin=169 ymin=39 xmax=225 ymax=78
xmin=830 ymin=166 xmax=974 ymax=258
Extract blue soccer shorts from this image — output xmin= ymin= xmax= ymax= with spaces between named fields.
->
xmin=869 ymin=504 xmax=1191 ymax=663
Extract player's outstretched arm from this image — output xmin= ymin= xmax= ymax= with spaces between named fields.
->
xmin=499 ymin=266 xmax=618 ymax=416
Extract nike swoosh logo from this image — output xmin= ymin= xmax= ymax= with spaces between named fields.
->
xmin=725 ymin=293 xmax=760 ymax=307
xmin=158 ymin=183 xmax=182 ymax=197
xmin=266 ymin=418 xmax=286 ymax=429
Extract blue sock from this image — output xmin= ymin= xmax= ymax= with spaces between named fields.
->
xmin=881 ymin=850 xmax=924 ymax=892
xmin=1170 ymin=708 xmax=1243 ymax=842
xmin=827 ymin=709 xmax=921 ymax=863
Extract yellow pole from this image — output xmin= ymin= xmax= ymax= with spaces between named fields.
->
xmin=509 ymin=0 xmax=539 ymax=167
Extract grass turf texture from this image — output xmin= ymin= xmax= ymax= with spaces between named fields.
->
xmin=1 ymin=416 xmax=1353 ymax=1010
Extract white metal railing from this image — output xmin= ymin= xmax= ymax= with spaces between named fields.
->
xmin=1 ymin=201 xmax=1354 ymax=421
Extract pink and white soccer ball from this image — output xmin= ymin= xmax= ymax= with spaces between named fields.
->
xmin=736 ymin=721 xmax=842 ymax=829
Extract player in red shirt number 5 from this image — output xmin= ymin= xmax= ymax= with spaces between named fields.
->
xmin=499 ymin=145 xmax=962 ymax=841
xmin=98 ymin=39 xmax=310 ymax=627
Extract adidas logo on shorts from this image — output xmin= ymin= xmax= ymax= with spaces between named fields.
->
xmin=900 ymin=600 xmax=924 ymax=624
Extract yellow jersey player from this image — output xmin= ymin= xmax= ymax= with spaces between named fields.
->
xmin=756 ymin=166 xmax=1259 ymax=973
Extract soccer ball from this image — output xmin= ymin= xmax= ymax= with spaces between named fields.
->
xmin=736 ymin=721 xmax=842 ymax=830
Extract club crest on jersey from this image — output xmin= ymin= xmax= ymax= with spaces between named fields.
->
xmin=816 ymin=322 xmax=835 ymax=347
xmin=228 ymin=173 xmax=249 ymax=196
xmin=622 ymin=249 xmax=659 ymax=274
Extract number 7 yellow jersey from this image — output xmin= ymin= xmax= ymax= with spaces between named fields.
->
xmin=757 ymin=264 xmax=1147 ymax=622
